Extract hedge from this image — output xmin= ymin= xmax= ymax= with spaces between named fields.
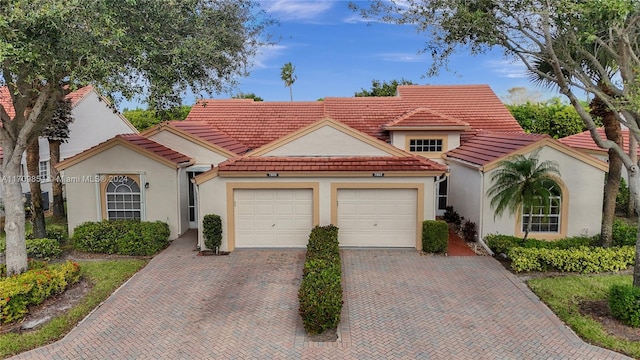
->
xmin=0 ymin=238 xmax=62 ymax=261
xmin=72 ymin=220 xmax=170 ymax=256
xmin=422 ymin=220 xmax=448 ymax=253
xmin=612 ymin=219 xmax=637 ymax=246
xmin=298 ymin=225 xmax=343 ymax=335
xmin=0 ymin=261 xmax=80 ymax=324
xmin=26 ymin=224 xmax=69 ymax=243
xmin=507 ymin=246 xmax=635 ymax=273
xmin=485 ymin=234 xmax=599 ymax=255
xmin=610 ymin=284 xmax=640 ymax=328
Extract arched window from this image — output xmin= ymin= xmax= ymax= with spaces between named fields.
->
xmin=105 ymin=176 xmax=141 ymax=220
xmin=522 ymin=181 xmax=561 ymax=233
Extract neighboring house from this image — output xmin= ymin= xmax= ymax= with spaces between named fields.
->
xmin=57 ymin=85 xmax=608 ymax=251
xmin=0 ymin=85 xmax=138 ymax=205
xmin=559 ymin=128 xmax=640 ymax=180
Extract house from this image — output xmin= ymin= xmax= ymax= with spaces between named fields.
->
xmin=0 ymin=85 xmax=138 ymax=205
xmin=56 ymin=85 xmax=608 ymax=251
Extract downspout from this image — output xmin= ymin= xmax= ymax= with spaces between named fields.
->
xmin=434 ymin=171 xmax=448 ymax=218
xmin=477 ymin=167 xmax=494 ymax=256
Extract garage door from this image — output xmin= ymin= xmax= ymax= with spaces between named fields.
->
xmin=235 ymin=189 xmax=313 ymax=247
xmin=337 ymin=189 xmax=417 ymax=247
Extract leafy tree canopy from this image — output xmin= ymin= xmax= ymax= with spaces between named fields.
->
xmin=355 ymin=78 xmax=416 ymax=97
xmin=232 ymin=92 xmax=264 ymax=101
xmin=123 ymin=106 xmax=192 ymax=132
xmin=507 ymin=98 xmax=601 ymax=138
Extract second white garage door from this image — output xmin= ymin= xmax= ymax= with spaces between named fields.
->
xmin=234 ymin=189 xmax=313 ymax=248
xmin=337 ymin=188 xmax=417 ymax=247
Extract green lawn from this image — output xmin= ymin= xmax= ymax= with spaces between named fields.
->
xmin=0 ymin=259 xmax=148 ymax=358
xmin=528 ymin=274 xmax=640 ymax=358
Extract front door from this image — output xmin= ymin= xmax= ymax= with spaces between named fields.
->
xmin=188 ymin=172 xmax=202 ymax=228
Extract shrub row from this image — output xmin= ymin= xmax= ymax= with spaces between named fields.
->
xmin=422 ymin=220 xmax=448 ymax=253
xmin=485 ymin=234 xmax=599 ymax=255
xmin=507 ymin=246 xmax=635 ymax=273
xmin=0 ymin=238 xmax=63 ymax=260
xmin=609 ymin=284 xmax=640 ymax=328
xmin=72 ymin=220 xmax=170 ymax=256
xmin=0 ymin=261 xmax=81 ymax=324
xmin=298 ymin=225 xmax=343 ymax=335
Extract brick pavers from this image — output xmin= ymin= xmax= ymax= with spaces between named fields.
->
xmin=11 ymin=233 xmax=632 ymax=359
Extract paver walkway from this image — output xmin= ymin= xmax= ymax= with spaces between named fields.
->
xmin=447 ymin=228 xmax=477 ymax=256
xmin=11 ymin=231 xmax=632 ymax=359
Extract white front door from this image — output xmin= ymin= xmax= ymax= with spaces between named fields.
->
xmin=234 ymin=189 xmax=313 ymax=247
xmin=188 ymin=172 xmax=202 ymax=228
xmin=337 ymin=188 xmax=417 ymax=247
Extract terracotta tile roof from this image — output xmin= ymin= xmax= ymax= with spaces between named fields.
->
xmin=169 ymin=121 xmax=249 ymax=155
xmin=0 ymin=85 xmax=94 ymax=118
xmin=186 ymin=100 xmax=325 ymax=149
xmin=218 ymin=156 xmax=447 ymax=173
xmin=445 ymin=132 xmax=547 ymax=166
xmin=117 ymin=134 xmax=193 ymax=165
xmin=559 ymin=128 xmax=640 ymax=156
xmin=384 ymin=107 xmax=469 ymax=129
xmin=396 ymin=85 xmax=524 ymax=133
xmin=185 ymin=85 xmax=522 ymax=150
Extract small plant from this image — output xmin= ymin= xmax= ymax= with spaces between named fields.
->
xmin=616 ymin=178 xmax=630 ymax=213
xmin=422 ymin=220 xmax=448 ymax=253
xmin=461 ymin=220 xmax=477 ymax=242
xmin=612 ymin=219 xmax=637 ymax=246
xmin=202 ymin=214 xmax=222 ymax=252
xmin=442 ymin=206 xmax=462 ymax=229
xmin=26 ymin=238 xmax=63 ymax=260
xmin=609 ymin=284 xmax=640 ymax=328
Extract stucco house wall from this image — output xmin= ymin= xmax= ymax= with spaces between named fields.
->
xmin=62 ymin=145 xmax=184 ymax=239
xmin=196 ymin=175 xmax=436 ymax=252
xmin=479 ymin=146 xmax=605 ymax=240
xmin=447 ymin=162 xmax=483 ymax=230
xmin=147 ymin=131 xmax=230 ymax=165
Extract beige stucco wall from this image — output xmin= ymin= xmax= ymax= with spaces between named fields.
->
xmin=479 ymin=146 xmax=605 ymax=239
xmin=389 ymin=131 xmax=461 ymax=164
xmin=447 ymin=161 xmax=483 ymax=230
xmin=263 ymin=126 xmax=391 ymax=157
xmin=147 ymin=131 xmax=230 ymax=165
xmin=197 ymin=175 xmax=436 ymax=251
xmin=62 ymin=144 xmax=184 ymax=239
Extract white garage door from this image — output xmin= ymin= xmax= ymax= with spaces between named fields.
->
xmin=337 ymin=189 xmax=417 ymax=247
xmin=235 ymin=189 xmax=313 ymax=247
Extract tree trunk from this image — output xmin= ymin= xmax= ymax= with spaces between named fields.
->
xmin=49 ymin=139 xmax=65 ymax=219
xmin=26 ymin=140 xmax=46 ymax=239
xmin=600 ymin=116 xmax=623 ymax=247
xmin=3 ymin=153 xmax=28 ymax=275
xmin=629 ymin=135 xmax=638 ymax=218
xmin=630 ymin=167 xmax=640 ymax=287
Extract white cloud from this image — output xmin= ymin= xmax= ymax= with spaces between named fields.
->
xmin=251 ymin=44 xmax=288 ymax=68
xmin=262 ymin=0 xmax=333 ymax=21
xmin=376 ymin=52 xmax=426 ymax=63
xmin=485 ymin=59 xmax=528 ymax=79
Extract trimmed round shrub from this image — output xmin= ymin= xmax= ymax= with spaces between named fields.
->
xmin=422 ymin=220 xmax=448 ymax=253
xmin=609 ymin=284 xmax=640 ymax=328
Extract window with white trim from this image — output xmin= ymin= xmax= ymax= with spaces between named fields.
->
xmin=409 ymin=139 xmax=443 ymax=152
xmin=522 ymin=184 xmax=561 ymax=233
xmin=39 ymin=161 xmax=49 ymax=182
xmin=105 ymin=176 xmax=141 ymax=220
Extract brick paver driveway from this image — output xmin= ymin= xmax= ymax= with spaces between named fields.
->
xmin=12 ymin=232 xmax=631 ymax=359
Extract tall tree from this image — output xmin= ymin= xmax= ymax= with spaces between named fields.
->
xmin=232 ymin=92 xmax=264 ymax=101
xmin=280 ymin=62 xmax=297 ymax=101
xmin=487 ymin=151 xmax=561 ymax=241
xmin=506 ymin=98 xmax=589 ymax=138
xmin=0 ymin=0 xmax=272 ymax=275
xmin=43 ymin=98 xmax=74 ymax=220
xmin=353 ymin=0 xmax=640 ymax=286
xmin=25 ymin=136 xmax=46 ymax=238
xmin=355 ymin=78 xmax=416 ymax=97
xmin=502 ymin=87 xmax=543 ymax=105
xmin=123 ymin=105 xmax=192 ymax=132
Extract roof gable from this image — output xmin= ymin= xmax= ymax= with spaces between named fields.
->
xmin=559 ymin=127 xmax=640 ymax=156
xmin=142 ymin=121 xmax=248 ymax=158
xmin=57 ymin=134 xmax=193 ymax=170
xmin=249 ymin=118 xmax=408 ymax=158
xmin=445 ymin=132 xmax=608 ymax=172
xmin=384 ymin=107 xmax=470 ymax=130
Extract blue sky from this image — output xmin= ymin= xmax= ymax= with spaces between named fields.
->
xmin=122 ymin=0 xmax=557 ymax=110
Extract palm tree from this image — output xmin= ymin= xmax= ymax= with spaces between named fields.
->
xmin=280 ymin=62 xmax=296 ymax=101
xmin=487 ymin=150 xmax=561 ymax=241
xmin=529 ymin=57 xmax=622 ymax=247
